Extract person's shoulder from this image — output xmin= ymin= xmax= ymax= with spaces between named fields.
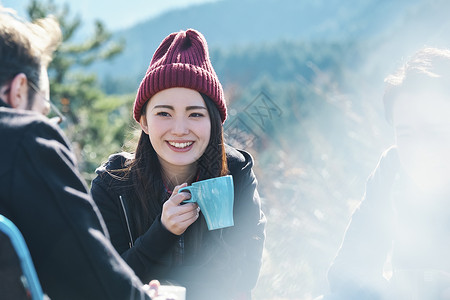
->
xmin=380 ymin=145 xmax=399 ymax=162
xmin=93 ymin=152 xmax=134 ymax=190
xmin=0 ymin=107 xmax=70 ymax=151
xmin=375 ymin=145 xmax=400 ymax=173
xmin=225 ymin=144 xmax=254 ymax=173
xmin=0 ymin=108 xmax=78 ymax=187
xmin=1 ymin=107 xmax=64 ymax=136
xmin=367 ymin=145 xmax=400 ymax=187
xmin=95 ymin=152 xmax=134 ymax=175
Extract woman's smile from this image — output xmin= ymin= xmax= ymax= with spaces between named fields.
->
xmin=167 ymin=140 xmax=195 ymax=152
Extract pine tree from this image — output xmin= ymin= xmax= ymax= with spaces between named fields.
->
xmin=26 ymin=0 xmax=134 ymax=181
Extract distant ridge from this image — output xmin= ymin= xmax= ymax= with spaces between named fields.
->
xmin=92 ymin=0 xmax=450 ymax=93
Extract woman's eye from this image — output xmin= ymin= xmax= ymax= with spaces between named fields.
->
xmin=156 ymin=112 xmax=170 ymax=117
xmin=190 ymin=112 xmax=204 ymax=117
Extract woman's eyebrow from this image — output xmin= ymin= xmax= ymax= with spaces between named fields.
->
xmin=152 ymin=105 xmax=207 ymax=111
xmin=152 ymin=105 xmax=174 ymax=110
xmin=186 ymin=105 xmax=207 ymax=111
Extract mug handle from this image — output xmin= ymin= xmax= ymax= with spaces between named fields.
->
xmin=178 ymin=186 xmax=196 ymax=203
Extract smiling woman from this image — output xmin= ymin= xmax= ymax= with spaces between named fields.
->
xmin=90 ymin=29 xmax=266 ymax=300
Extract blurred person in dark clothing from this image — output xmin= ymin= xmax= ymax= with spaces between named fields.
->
xmin=0 ymin=6 xmax=158 ymax=300
xmin=327 ymin=47 xmax=450 ymax=300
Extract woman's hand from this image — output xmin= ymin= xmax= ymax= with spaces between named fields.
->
xmin=161 ymin=183 xmax=200 ymax=235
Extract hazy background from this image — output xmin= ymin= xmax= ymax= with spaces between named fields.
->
xmin=3 ymin=0 xmax=450 ymax=299
xmin=3 ymin=0 xmax=220 ymax=30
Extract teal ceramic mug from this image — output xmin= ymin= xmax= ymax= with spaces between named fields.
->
xmin=179 ymin=175 xmax=234 ymax=230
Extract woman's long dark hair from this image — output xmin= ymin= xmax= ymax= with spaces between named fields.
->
xmin=128 ymin=93 xmax=228 ymax=239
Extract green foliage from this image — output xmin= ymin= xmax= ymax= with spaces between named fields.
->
xmin=70 ymin=93 xmax=137 ymax=181
xmin=27 ymin=0 xmax=124 ymax=85
xmin=26 ymin=0 xmax=127 ymax=181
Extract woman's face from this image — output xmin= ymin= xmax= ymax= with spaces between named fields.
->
xmin=140 ymin=87 xmax=211 ymax=170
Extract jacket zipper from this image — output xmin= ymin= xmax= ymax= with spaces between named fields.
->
xmin=119 ymin=195 xmax=134 ymax=248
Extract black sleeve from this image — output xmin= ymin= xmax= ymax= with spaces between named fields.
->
xmin=5 ymin=121 xmax=151 ymax=300
xmin=91 ymin=172 xmax=179 ymax=282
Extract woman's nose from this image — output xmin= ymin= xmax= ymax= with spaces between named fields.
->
xmin=171 ymin=118 xmax=189 ymax=135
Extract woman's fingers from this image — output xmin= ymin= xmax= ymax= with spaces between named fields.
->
xmin=173 ymin=182 xmax=187 ymax=194
xmin=178 ymin=205 xmax=200 ymax=223
xmin=167 ymin=183 xmax=190 ymax=206
xmin=165 ymin=203 xmax=199 ymax=229
xmin=161 ymin=183 xmax=199 ymax=235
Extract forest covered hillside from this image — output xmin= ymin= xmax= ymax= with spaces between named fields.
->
xmin=94 ymin=0 xmax=448 ymax=94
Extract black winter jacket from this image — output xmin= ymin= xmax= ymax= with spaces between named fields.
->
xmin=328 ymin=146 xmax=450 ymax=299
xmin=0 ymin=102 xmax=151 ymax=300
xmin=91 ymin=145 xmax=266 ymax=300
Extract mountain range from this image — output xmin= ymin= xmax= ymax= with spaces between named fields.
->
xmin=90 ymin=0 xmax=450 ymax=93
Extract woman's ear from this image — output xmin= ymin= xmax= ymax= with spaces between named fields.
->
xmin=6 ymin=73 xmax=29 ymax=109
xmin=139 ymin=114 xmax=149 ymax=134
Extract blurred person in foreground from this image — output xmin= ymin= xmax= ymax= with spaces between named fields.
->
xmin=0 ymin=6 xmax=160 ymax=300
xmin=327 ymin=47 xmax=450 ymax=299
xmin=90 ymin=28 xmax=266 ymax=300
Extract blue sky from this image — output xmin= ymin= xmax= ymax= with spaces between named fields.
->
xmin=1 ymin=0 xmax=219 ymax=30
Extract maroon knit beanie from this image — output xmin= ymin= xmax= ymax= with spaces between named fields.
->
xmin=134 ymin=29 xmax=226 ymax=123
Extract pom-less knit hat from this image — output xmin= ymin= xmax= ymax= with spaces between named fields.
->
xmin=134 ymin=29 xmax=226 ymax=123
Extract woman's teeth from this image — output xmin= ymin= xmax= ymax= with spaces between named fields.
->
xmin=169 ymin=141 xmax=193 ymax=148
